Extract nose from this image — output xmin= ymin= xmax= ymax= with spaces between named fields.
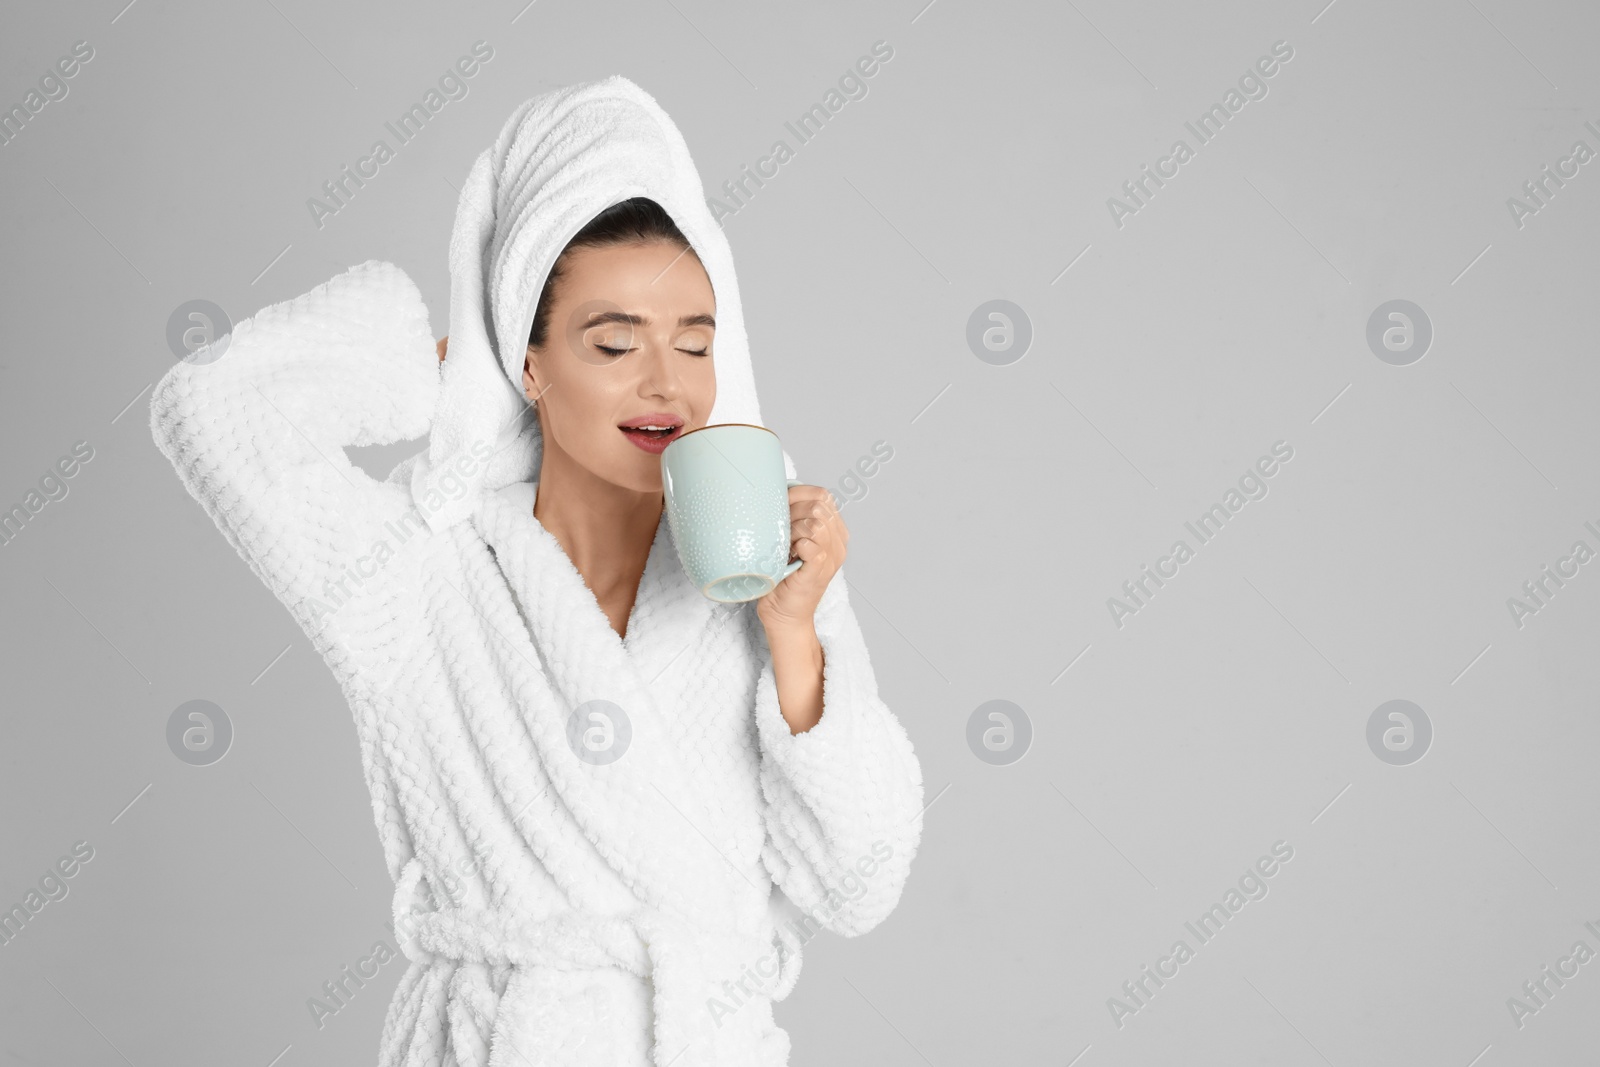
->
xmin=637 ymin=337 xmax=685 ymax=406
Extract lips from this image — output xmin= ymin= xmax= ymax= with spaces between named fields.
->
xmin=619 ymin=413 xmax=685 ymax=455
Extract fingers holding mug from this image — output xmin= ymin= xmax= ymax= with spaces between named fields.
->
xmin=788 ymin=485 xmax=849 ymax=551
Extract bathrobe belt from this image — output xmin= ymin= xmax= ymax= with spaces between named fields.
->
xmin=397 ymin=900 xmax=776 ymax=990
xmin=403 ymin=904 xmax=652 ymax=972
xmin=390 ymin=856 xmax=772 ymax=973
xmin=390 ymin=859 xmax=784 ymax=1064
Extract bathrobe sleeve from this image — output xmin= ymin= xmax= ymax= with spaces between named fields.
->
xmin=753 ymin=566 xmax=925 ymax=936
xmin=148 ymin=261 xmax=439 ymax=630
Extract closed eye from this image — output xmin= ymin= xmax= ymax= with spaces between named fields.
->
xmin=595 ymin=344 xmax=709 ymax=357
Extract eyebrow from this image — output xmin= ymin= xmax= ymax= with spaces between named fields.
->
xmin=585 ymin=311 xmax=715 ymax=329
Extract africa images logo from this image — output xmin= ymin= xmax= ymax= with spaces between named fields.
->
xmin=1106 ymin=40 xmax=1295 ymax=229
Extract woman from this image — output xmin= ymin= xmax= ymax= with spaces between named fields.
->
xmin=149 ymin=76 xmax=923 ymax=1067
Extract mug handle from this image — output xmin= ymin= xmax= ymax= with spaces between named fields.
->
xmin=781 ymin=478 xmax=805 ymax=578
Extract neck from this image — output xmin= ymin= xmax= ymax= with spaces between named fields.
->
xmin=532 ymin=440 xmax=662 ymax=598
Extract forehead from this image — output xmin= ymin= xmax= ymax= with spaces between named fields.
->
xmin=558 ymin=241 xmax=715 ymax=309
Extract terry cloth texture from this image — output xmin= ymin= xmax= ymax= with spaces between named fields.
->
xmin=149 ymin=74 xmax=923 ymax=1067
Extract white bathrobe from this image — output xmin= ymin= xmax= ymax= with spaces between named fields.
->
xmin=148 ymin=76 xmax=923 ymax=1067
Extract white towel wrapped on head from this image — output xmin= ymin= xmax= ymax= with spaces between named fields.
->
xmin=409 ymin=74 xmax=793 ymax=534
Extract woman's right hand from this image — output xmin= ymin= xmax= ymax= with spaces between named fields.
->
xmin=436 ymin=336 xmax=448 ymax=362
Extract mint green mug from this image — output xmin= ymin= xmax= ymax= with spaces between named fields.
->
xmin=661 ymin=423 xmax=803 ymax=603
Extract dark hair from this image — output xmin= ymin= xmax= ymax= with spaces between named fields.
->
xmin=526 ymin=196 xmax=692 ymax=349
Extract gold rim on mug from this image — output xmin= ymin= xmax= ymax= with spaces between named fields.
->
xmin=670 ymin=422 xmax=775 ymax=441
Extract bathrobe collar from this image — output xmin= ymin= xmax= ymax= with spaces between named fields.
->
xmin=468 ymin=478 xmax=751 ymax=931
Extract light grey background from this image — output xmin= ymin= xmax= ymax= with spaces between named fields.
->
xmin=2 ymin=0 xmax=1597 ymax=1063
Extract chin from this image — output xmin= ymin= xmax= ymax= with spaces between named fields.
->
xmin=608 ymin=434 xmax=678 ymax=493
xmin=613 ymin=457 xmax=665 ymax=495
xmin=629 ymin=472 xmax=665 ymax=494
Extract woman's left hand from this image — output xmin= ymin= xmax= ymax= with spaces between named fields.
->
xmin=757 ymin=483 xmax=849 ymax=633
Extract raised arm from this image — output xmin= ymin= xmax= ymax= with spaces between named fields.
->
xmin=754 ymin=567 xmax=925 ymax=938
xmin=148 ymin=259 xmax=440 ymax=641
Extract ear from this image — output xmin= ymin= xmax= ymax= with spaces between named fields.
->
xmin=522 ymin=347 xmax=542 ymax=404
